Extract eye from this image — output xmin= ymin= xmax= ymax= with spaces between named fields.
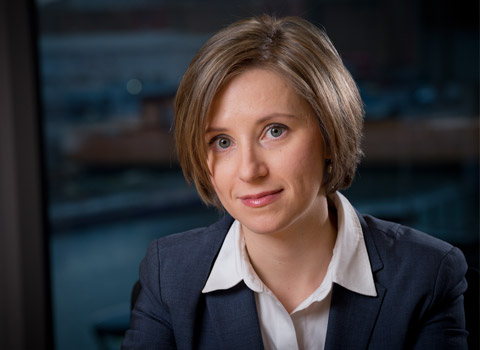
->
xmin=265 ymin=124 xmax=287 ymax=139
xmin=208 ymin=135 xmax=232 ymax=151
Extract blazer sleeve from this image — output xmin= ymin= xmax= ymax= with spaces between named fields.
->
xmin=122 ymin=240 xmax=176 ymax=350
xmin=413 ymin=246 xmax=468 ymax=350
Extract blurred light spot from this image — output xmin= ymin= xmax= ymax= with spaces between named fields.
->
xmin=127 ymin=79 xmax=142 ymax=95
xmin=415 ymin=86 xmax=436 ymax=105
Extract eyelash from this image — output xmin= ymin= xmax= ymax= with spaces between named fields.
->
xmin=208 ymin=135 xmax=232 ymax=151
xmin=207 ymin=123 xmax=289 ymax=151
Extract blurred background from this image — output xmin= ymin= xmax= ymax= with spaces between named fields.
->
xmin=1 ymin=0 xmax=478 ymax=349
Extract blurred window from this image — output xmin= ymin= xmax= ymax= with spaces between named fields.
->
xmin=35 ymin=0 xmax=478 ymax=348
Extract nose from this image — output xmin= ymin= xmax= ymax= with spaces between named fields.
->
xmin=238 ymin=144 xmax=268 ymax=182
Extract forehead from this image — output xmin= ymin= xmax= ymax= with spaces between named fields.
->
xmin=206 ymin=68 xmax=314 ymax=128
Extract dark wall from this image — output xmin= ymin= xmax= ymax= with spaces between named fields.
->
xmin=0 ymin=0 xmax=52 ymax=348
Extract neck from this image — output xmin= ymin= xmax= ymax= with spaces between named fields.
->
xmin=242 ymin=195 xmax=337 ymax=312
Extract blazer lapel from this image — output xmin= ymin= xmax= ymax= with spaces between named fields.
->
xmin=205 ymin=282 xmax=264 ymax=350
xmin=324 ymin=212 xmax=387 ymax=349
xmin=324 ymin=282 xmax=386 ymax=349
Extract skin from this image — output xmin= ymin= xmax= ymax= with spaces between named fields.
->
xmin=205 ymin=68 xmax=337 ymax=313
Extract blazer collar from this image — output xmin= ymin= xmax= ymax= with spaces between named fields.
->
xmin=324 ymin=212 xmax=386 ymax=350
xmin=198 ymin=215 xmax=264 ymax=349
xmin=357 ymin=212 xmax=384 ymax=274
xmin=205 ymin=282 xmax=264 ymax=349
xmin=202 ymin=211 xmax=386 ymax=349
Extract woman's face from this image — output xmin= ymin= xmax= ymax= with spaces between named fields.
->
xmin=206 ymin=68 xmax=328 ymax=236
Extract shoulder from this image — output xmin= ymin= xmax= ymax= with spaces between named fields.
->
xmin=139 ymin=214 xmax=234 ymax=301
xmin=360 ymin=214 xmax=461 ymax=257
xmin=144 ymin=214 xmax=234 ymax=267
xmin=356 ymin=214 xmax=468 ymax=348
xmin=359 ymin=213 xmax=467 ymax=291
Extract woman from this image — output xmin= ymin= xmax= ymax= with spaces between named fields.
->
xmin=122 ymin=15 xmax=468 ymax=349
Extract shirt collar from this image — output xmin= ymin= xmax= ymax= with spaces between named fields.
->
xmin=329 ymin=192 xmax=377 ymax=296
xmin=203 ymin=218 xmax=271 ymax=294
xmin=201 ymin=220 xmax=243 ymax=293
xmin=202 ymin=192 xmax=377 ymax=297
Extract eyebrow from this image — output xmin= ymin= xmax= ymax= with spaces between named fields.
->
xmin=205 ymin=113 xmax=296 ymax=134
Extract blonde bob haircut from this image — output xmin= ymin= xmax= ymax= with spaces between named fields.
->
xmin=174 ymin=15 xmax=364 ymax=208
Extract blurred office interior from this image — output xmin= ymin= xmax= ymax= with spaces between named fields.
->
xmin=1 ymin=0 xmax=478 ymax=349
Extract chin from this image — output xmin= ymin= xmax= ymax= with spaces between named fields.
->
xmin=238 ymin=213 xmax=291 ymax=236
xmin=226 ymin=203 xmax=297 ymax=235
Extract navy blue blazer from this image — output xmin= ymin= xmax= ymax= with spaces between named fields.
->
xmin=122 ymin=213 xmax=468 ymax=349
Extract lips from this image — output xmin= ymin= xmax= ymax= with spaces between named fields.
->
xmin=239 ymin=189 xmax=283 ymax=208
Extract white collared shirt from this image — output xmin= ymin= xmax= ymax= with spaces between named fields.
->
xmin=202 ymin=192 xmax=377 ymax=350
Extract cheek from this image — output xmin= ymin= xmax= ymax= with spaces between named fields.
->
xmin=208 ymin=157 xmax=233 ymax=198
xmin=289 ymin=138 xmax=324 ymax=167
xmin=207 ymin=156 xmax=215 ymax=178
xmin=281 ymin=138 xmax=325 ymax=183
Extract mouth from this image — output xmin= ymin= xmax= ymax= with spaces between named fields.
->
xmin=239 ymin=189 xmax=283 ymax=208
